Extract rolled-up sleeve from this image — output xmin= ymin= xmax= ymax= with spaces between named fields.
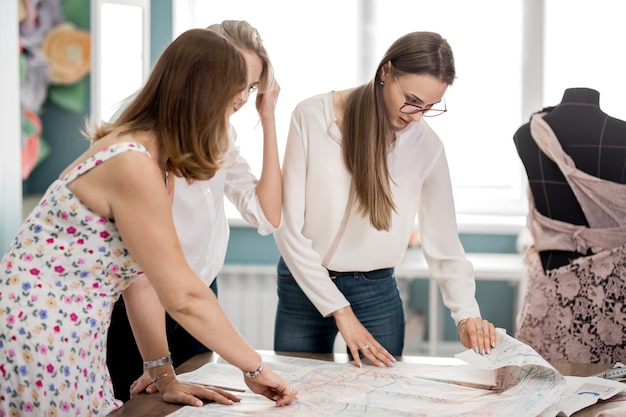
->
xmin=224 ymin=130 xmax=279 ymax=236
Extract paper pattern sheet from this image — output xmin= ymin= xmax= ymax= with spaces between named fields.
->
xmin=169 ymin=330 xmax=624 ymax=417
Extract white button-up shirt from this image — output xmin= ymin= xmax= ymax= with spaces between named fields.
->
xmin=173 ymin=126 xmax=277 ymax=285
xmin=274 ymin=92 xmax=480 ymax=323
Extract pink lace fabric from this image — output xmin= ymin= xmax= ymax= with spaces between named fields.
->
xmin=515 ymin=113 xmax=626 ymax=364
xmin=516 ymin=245 xmax=626 ymax=364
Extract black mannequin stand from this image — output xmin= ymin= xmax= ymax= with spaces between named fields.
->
xmin=513 ymin=87 xmax=626 ymax=271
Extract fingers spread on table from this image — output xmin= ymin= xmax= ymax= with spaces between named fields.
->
xmin=357 ymin=342 xmax=396 ymax=368
xmin=161 ymin=383 xmax=241 ymax=407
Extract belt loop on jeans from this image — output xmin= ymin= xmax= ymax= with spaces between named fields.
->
xmin=327 ymin=270 xmax=352 ymax=280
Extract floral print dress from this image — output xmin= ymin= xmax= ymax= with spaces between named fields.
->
xmin=0 ymin=143 xmax=150 ymax=416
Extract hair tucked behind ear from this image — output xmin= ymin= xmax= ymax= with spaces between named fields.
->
xmin=90 ymin=29 xmax=248 ymax=182
xmin=342 ymin=31 xmax=455 ymax=231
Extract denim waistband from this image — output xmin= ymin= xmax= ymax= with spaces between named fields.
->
xmin=278 ymin=257 xmax=394 ymax=280
xmin=327 ymin=267 xmax=394 ymax=279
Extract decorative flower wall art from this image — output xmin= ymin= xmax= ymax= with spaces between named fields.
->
xmin=18 ymin=0 xmax=91 ymax=180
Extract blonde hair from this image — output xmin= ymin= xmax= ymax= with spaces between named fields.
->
xmin=207 ymin=20 xmax=275 ymax=93
xmin=342 ymin=32 xmax=456 ymax=231
xmin=90 ymin=29 xmax=247 ymax=182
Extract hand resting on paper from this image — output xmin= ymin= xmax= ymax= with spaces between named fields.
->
xmin=243 ymin=364 xmax=298 ymax=406
xmin=130 ymin=370 xmax=241 ymax=407
xmin=333 ymin=305 xmax=397 ymax=369
xmin=458 ymin=317 xmax=497 ymax=355
xmin=130 ymin=365 xmax=297 ymax=407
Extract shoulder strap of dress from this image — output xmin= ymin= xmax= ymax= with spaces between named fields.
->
xmin=529 ymin=112 xmax=577 ymax=176
xmin=62 ymin=142 xmax=151 ymax=183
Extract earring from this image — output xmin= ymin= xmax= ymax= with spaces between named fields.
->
xmin=380 ymin=81 xmax=384 ymax=86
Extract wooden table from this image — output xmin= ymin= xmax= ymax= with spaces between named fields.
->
xmin=109 ymin=351 xmax=625 ymax=417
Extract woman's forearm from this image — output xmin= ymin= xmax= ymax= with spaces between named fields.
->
xmin=256 ymin=115 xmax=282 ymax=227
xmin=123 ymin=275 xmax=169 ymax=361
xmin=162 ymin=284 xmax=261 ymax=374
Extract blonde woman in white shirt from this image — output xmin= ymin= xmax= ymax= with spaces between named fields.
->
xmin=274 ymin=31 xmax=495 ymax=368
xmin=165 ymin=20 xmax=281 ymax=363
xmin=106 ymin=21 xmax=283 ymax=403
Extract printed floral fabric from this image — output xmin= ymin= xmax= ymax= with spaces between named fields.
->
xmin=0 ymin=143 xmax=149 ymax=416
xmin=516 ymin=244 xmax=626 ymax=364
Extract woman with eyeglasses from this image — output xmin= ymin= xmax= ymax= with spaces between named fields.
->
xmin=273 ymin=31 xmax=495 ymax=367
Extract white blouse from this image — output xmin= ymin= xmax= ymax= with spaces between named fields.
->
xmin=274 ymin=92 xmax=481 ymax=324
xmin=172 ymin=125 xmax=277 ymax=285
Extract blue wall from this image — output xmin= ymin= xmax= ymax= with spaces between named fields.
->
xmin=23 ymin=97 xmax=91 ymax=194
xmin=149 ymin=0 xmax=173 ymax=65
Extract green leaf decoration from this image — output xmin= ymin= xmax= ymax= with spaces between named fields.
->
xmin=20 ymin=53 xmax=27 ymax=82
xmin=48 ymin=79 xmax=87 ymax=113
xmin=61 ymin=0 xmax=90 ymax=30
xmin=22 ymin=115 xmax=40 ymax=138
xmin=37 ymin=138 xmax=52 ymax=165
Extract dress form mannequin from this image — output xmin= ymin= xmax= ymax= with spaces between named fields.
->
xmin=513 ymin=87 xmax=626 ymax=271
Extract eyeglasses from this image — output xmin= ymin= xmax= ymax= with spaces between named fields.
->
xmin=393 ymin=75 xmax=447 ymax=117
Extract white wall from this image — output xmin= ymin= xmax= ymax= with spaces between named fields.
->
xmin=0 ymin=2 xmax=22 ymax=252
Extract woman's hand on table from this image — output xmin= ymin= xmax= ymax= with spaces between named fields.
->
xmin=243 ymin=364 xmax=298 ymax=406
xmin=458 ymin=317 xmax=496 ymax=355
xmin=130 ymin=370 xmax=241 ymax=407
xmin=130 ymin=370 xmax=155 ymax=396
xmin=333 ymin=306 xmax=397 ymax=369
xmin=160 ymin=379 xmax=241 ymax=407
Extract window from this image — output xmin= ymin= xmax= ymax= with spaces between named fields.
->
xmin=173 ymin=0 xmax=360 ymax=225
xmin=99 ymin=0 xmax=624 ymax=233
xmin=372 ymin=1 xmax=526 ymax=219
xmin=91 ymin=0 xmax=150 ymax=124
xmin=543 ymin=0 xmax=626 ymax=120
xmin=173 ymin=0 xmax=528 ymax=231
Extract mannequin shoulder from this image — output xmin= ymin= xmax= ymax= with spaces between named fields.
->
xmin=512 ymin=121 xmax=531 ymax=146
xmin=607 ymin=113 xmax=626 ymax=129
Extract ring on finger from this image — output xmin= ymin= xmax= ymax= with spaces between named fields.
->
xmin=362 ymin=344 xmax=370 ymax=350
xmin=476 ymin=326 xmax=484 ymax=331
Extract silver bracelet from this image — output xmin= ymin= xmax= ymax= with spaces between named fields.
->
xmin=243 ymin=362 xmax=264 ymax=378
xmin=151 ymin=370 xmax=175 ymax=384
xmin=143 ymin=353 xmax=172 ymax=369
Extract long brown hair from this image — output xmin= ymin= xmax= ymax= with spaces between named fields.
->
xmin=91 ymin=29 xmax=248 ymax=182
xmin=342 ymin=32 xmax=456 ymax=231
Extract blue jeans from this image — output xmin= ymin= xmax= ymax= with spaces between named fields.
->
xmin=165 ymin=278 xmax=218 ymax=367
xmin=274 ymin=257 xmax=405 ymax=355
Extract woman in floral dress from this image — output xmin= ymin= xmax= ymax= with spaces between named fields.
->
xmin=0 ymin=29 xmax=296 ymax=416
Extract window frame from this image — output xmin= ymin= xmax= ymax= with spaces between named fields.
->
xmin=90 ymin=0 xmax=151 ymax=125
xmin=100 ymin=0 xmax=569 ymax=234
